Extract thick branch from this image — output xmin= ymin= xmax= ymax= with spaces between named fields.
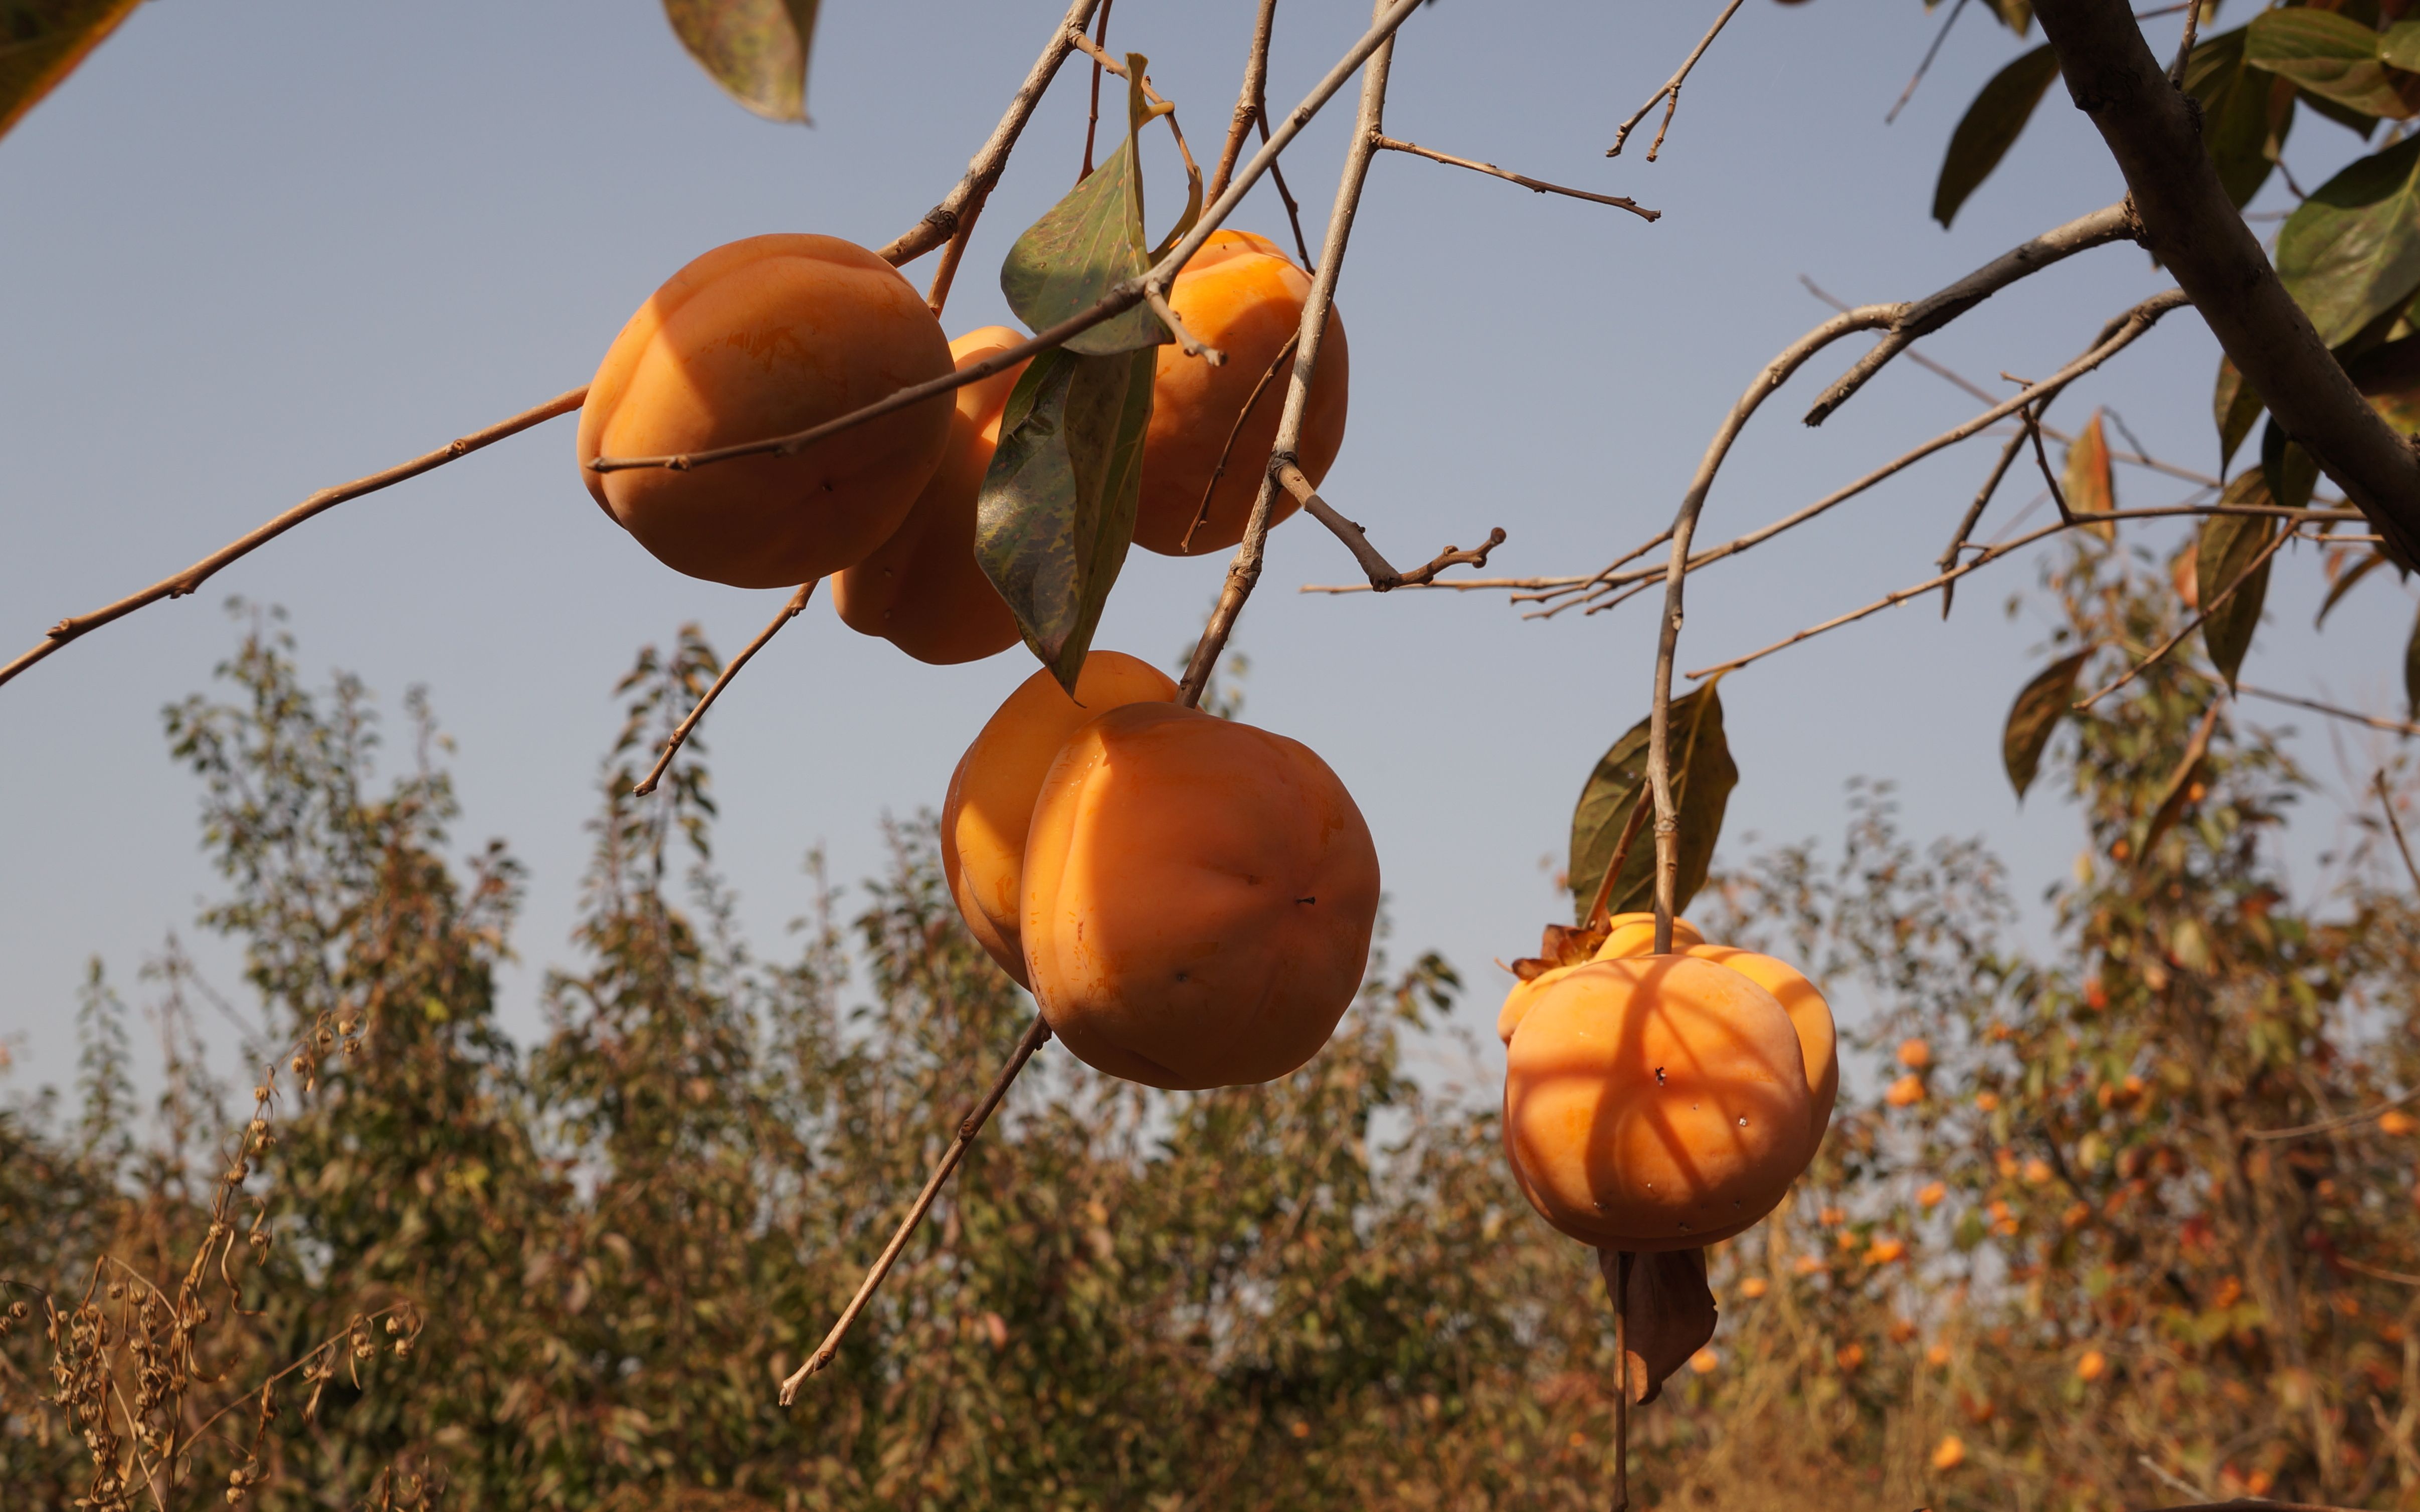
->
xmin=2030 ymin=0 xmax=2420 ymax=569
xmin=1277 ymin=460 xmax=1504 ymax=589
xmin=1803 ymin=201 xmax=2140 ymax=425
xmin=1180 ymin=0 xmax=1400 ymax=706
xmin=876 ymin=0 xmax=1105 ymax=268
xmin=0 ymin=387 xmax=588 ymax=692
xmin=1375 ymin=137 xmax=1660 ymax=222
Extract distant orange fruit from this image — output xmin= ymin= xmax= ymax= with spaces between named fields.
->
xmin=1886 ymin=1074 xmax=1925 ymax=1108
xmin=1917 ymin=1180 xmax=1948 ymax=1209
xmin=578 ymin=233 xmax=955 ymax=587
xmin=1896 ymin=1037 xmax=1932 ymax=1070
xmin=1021 ymin=703 xmax=1381 ymax=1089
xmin=1867 ymin=1237 xmax=1907 ymax=1265
xmin=2381 ymin=1109 xmax=2417 ymax=1136
xmin=2077 ymin=1349 xmax=2108 ymax=1382
xmin=1739 ymin=1276 xmax=1770 ymax=1299
xmin=1835 ymin=1342 xmax=1867 ymax=1371
xmin=1925 ymin=1342 xmax=1953 ymax=1368
xmin=1975 ymin=1090 xmax=2001 ymax=1112
xmin=2022 ymin=1158 xmax=2055 ymax=1187
xmin=1932 ymin=1434 xmax=1967 ymax=1471
xmin=1689 ymin=1348 xmax=1720 ymax=1375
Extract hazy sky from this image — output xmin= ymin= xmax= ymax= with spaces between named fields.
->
xmin=3 ymin=1 xmax=2409 ymax=1101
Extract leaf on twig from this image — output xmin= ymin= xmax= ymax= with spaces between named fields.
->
xmin=2317 ymin=547 xmax=2389 ymax=628
xmin=2139 ymin=700 xmax=2223 ymax=866
xmin=2259 ymin=418 xmax=2319 ymax=517
xmin=2213 ymin=355 xmax=2266 ymax=471
xmin=975 ymin=346 xmax=1156 ymax=693
xmin=2246 ymin=9 xmax=2420 ymax=121
xmin=2062 ymin=411 xmax=2117 ymax=542
xmin=662 ymin=0 xmax=821 ymax=122
xmin=2197 ymin=473 xmax=2281 ymax=692
xmin=2003 ymin=649 xmax=2091 ymax=801
xmin=2186 ymin=26 xmax=2298 ymax=210
xmin=1566 ymin=685 xmax=1737 ymax=924
xmin=1931 ymin=44 xmax=2062 ymax=229
xmin=998 ymin=54 xmax=1169 ymax=357
xmin=0 ymin=0 xmax=142 ymax=143
xmin=2277 ymin=134 xmax=2420 ymax=349
xmin=1596 ymin=1248 xmax=1717 ymax=1406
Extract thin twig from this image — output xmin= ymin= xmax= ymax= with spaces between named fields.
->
xmin=1938 ymin=429 xmax=2028 ymax=618
xmin=2235 ymin=682 xmax=2420 ymax=737
xmin=2075 ymin=523 xmax=2291 ymax=710
xmin=596 ymin=0 xmax=1428 ymax=479
xmin=1886 ymin=0 xmax=1970 ymax=125
xmin=1210 ymin=0 xmax=1280 ymax=200
xmin=2169 ymin=0 xmax=2203 ymax=87
xmin=1612 ymin=1249 xmax=1635 ymax=1509
xmin=2379 ymin=770 xmax=2420 ymax=893
xmin=1254 ymin=107 xmax=1317 ymax=271
xmin=1277 ymin=461 xmax=1504 ymax=589
xmin=1183 ymin=332 xmax=1297 ymax=552
xmin=633 ymin=582 xmax=817 ymax=798
xmin=0 ymin=387 xmax=587 ymax=692
xmin=2249 ymin=1084 xmax=2420 ymax=1141
xmin=1375 ymin=137 xmax=1659 ymax=221
xmin=1180 ymin=0 xmax=1400 ymax=706
xmin=1079 ymin=0 xmax=1113 ymax=179
xmin=2021 ymin=400 xmax=2080 ymax=527
xmin=779 ymin=1012 xmax=1054 ymax=1403
xmin=1608 ymin=0 xmax=1748 ymax=160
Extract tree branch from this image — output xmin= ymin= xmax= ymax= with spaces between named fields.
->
xmin=2030 ymin=0 xmax=2420 ymax=569
xmin=632 ymin=582 xmax=817 ymax=797
xmin=1276 ymin=460 xmax=1504 ymax=589
xmin=1374 ymin=137 xmax=1659 ymax=221
xmin=1210 ymin=0 xmax=1280 ymax=201
xmin=1180 ymin=0 xmax=1401 ymax=706
xmin=0 ymin=387 xmax=588 ymax=692
xmin=2231 ymin=684 xmax=2420 ymax=738
xmin=1607 ymin=0 xmax=1748 ymax=161
xmin=1802 ymin=201 xmax=2140 ymax=426
xmin=2075 ymin=521 xmax=2292 ymax=710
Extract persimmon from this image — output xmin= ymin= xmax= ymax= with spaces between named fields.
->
xmin=1502 ymin=954 xmax=1818 ymax=1250
xmin=576 ymin=233 xmax=954 ymax=588
xmin=1683 ymin=943 xmax=1838 ymax=1140
xmin=1134 ymin=230 xmax=1349 ymax=557
xmin=833 ymin=326 xmax=1029 ymax=663
xmin=1021 ymin=702 xmax=1381 ymax=1090
xmin=941 ymin=650 xmax=1180 ymax=985
xmin=1593 ymin=912 xmax=1708 ymax=961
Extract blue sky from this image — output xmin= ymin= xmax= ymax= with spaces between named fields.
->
xmin=3 ymin=0 xmax=2410 ymax=1102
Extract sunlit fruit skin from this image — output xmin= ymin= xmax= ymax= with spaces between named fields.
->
xmin=1683 ymin=943 xmax=1837 ymax=1143
xmin=1503 ymin=956 xmax=1814 ymax=1250
xmin=1021 ymin=702 xmax=1381 ymax=1089
xmin=1498 ymin=965 xmax=1579 ymax=1044
xmin=940 ymin=651 xmax=1181 ymax=985
xmin=833 ymin=327 xmax=1030 ymax=663
xmin=1133 ymin=230 xmax=1349 ymax=557
xmin=1593 ymin=912 xmax=1707 ymax=962
xmin=577 ymin=234 xmax=955 ymax=589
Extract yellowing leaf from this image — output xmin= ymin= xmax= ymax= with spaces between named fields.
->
xmin=2062 ymin=411 xmax=2117 ymax=541
xmin=0 ymin=0 xmax=142 ymax=144
xmin=663 ymin=0 xmax=821 ymax=123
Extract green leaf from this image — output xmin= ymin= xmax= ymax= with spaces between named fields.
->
xmin=662 ymin=0 xmax=820 ymax=123
xmin=1567 ymin=685 xmax=1738 ymax=924
xmin=974 ymin=345 xmax=1156 ymax=693
xmin=2063 ymin=411 xmax=2117 ymax=541
xmin=2406 ymin=605 xmax=2420 ymax=718
xmin=2003 ymin=649 xmax=2091 ymax=800
xmin=2277 ymin=134 xmax=2420 ymax=347
xmin=999 ymin=55 xmax=1167 ymax=357
xmin=2213 ymin=355 xmax=2266 ymax=470
xmin=1932 ymin=44 xmax=2063 ymax=229
xmin=2316 ymin=546 xmax=2388 ymax=627
xmin=2197 ymin=473 xmax=2280 ymax=691
xmin=1981 ymin=0 xmax=2033 ymax=36
xmin=2385 ymin=19 xmax=2420 ymax=73
xmin=2259 ymin=417 xmax=2319 ymax=515
xmin=2185 ymin=26 xmax=2297 ymax=209
xmin=2347 ymin=332 xmax=2420 ymax=434
xmin=0 ymin=0 xmax=142 ymax=143
xmin=2247 ymin=9 xmax=2420 ymax=119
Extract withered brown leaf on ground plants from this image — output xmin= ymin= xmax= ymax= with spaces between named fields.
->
xmin=1566 ymin=685 xmax=1737 ymax=924
xmin=2001 ymin=648 xmax=2091 ymax=800
xmin=663 ymin=0 xmax=820 ymax=122
xmin=0 ymin=0 xmax=141 ymax=142
xmin=1596 ymin=1248 xmax=1717 ymax=1406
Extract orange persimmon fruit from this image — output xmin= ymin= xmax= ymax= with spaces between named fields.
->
xmin=1502 ymin=953 xmax=1823 ymax=1250
xmin=832 ymin=325 xmax=1029 ymax=663
xmin=577 ymin=233 xmax=954 ymax=588
xmin=941 ymin=651 xmax=1180 ymax=985
xmin=1134 ymin=230 xmax=1349 ymax=557
xmin=1022 ymin=702 xmax=1381 ymax=1089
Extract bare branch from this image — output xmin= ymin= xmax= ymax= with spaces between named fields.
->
xmin=2021 ymin=400 xmax=2082 ymax=528
xmin=1802 ymin=201 xmax=2140 ymax=426
xmin=1147 ymin=284 xmax=1226 ymax=365
xmin=2376 ymin=770 xmax=2420 ymax=895
xmin=1079 ymin=0 xmax=1113 ymax=180
xmin=1255 ymin=106 xmax=1317 ymax=271
xmin=875 ymin=0 xmax=1107 ymax=268
xmin=1886 ymin=0 xmax=1971 ymax=125
xmin=2075 ymin=522 xmax=2292 ymax=710
xmin=1607 ymin=0 xmax=1748 ymax=161
xmin=779 ymin=1013 xmax=1053 ymax=1403
xmin=2030 ymin=0 xmax=2420 ymax=569
xmin=1278 ymin=460 xmax=1505 ymax=589
xmin=1375 ymin=137 xmax=1659 ymax=221
xmin=0 ymin=387 xmax=588 ymax=692
xmin=633 ymin=582 xmax=817 ymax=798
xmin=1180 ymin=0 xmax=1403 ymax=707
xmin=1184 ymin=332 xmax=1297 ymax=552
xmin=1210 ymin=0 xmax=1280 ymax=201
xmin=2249 ymin=1083 xmax=2420 ymax=1142
xmin=1937 ymin=430 xmax=2028 ymax=618
xmin=596 ymin=0 xmax=1429 ymax=480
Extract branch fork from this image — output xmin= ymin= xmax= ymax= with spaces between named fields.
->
xmin=1276 ymin=460 xmax=1503 ymax=591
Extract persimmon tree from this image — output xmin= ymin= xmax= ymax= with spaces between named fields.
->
xmin=7 ymin=1 xmax=2420 ymax=1508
